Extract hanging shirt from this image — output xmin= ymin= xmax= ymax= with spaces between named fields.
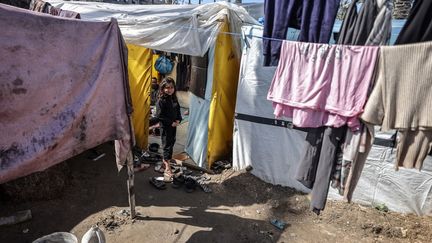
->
xmin=267 ymin=41 xmax=379 ymax=130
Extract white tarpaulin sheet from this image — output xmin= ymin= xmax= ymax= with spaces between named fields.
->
xmin=47 ymin=1 xmax=258 ymax=57
xmin=233 ymin=26 xmax=309 ymax=192
xmin=233 ymin=26 xmax=432 ymax=215
xmin=328 ymin=144 xmax=432 ymax=215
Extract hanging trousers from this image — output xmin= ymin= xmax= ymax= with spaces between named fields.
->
xmin=161 ymin=125 xmax=176 ymax=160
xmin=296 ymin=126 xmax=346 ymax=215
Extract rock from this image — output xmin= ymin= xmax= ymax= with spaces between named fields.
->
xmin=22 ymin=228 xmax=29 ymax=234
xmin=401 ymin=228 xmax=408 ymax=238
xmin=174 ymin=229 xmax=179 ymax=235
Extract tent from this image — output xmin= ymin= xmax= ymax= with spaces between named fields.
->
xmin=233 ymin=25 xmax=432 ymax=215
xmin=48 ymin=0 xmax=258 ymax=168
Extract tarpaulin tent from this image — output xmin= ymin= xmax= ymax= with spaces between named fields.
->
xmin=233 ymin=26 xmax=432 ymax=215
xmin=48 ymin=0 xmax=258 ymax=168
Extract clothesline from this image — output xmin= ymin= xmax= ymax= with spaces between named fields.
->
xmin=144 ymin=22 xmax=400 ymax=45
xmin=137 ymin=22 xmax=301 ymax=42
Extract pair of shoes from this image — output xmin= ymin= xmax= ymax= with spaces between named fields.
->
xmin=149 ymin=177 xmax=166 ymax=190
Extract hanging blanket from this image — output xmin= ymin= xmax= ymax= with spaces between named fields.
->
xmin=0 ymin=4 xmax=132 ymax=183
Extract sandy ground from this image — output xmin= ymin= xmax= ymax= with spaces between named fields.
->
xmin=1 ymin=94 xmax=432 ymax=243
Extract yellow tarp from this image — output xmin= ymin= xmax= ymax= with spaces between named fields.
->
xmin=127 ymin=44 xmax=152 ymax=150
xmin=207 ymin=19 xmax=240 ymax=167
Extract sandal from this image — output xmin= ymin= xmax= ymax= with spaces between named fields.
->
xmin=172 ymin=174 xmax=185 ymax=188
xmin=163 ymin=172 xmax=173 ymax=182
xmin=149 ymin=177 xmax=166 ymax=190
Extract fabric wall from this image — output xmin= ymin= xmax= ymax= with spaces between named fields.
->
xmin=185 ymin=45 xmax=215 ymax=167
xmin=0 ymin=4 xmax=132 ymax=183
xmin=233 ymin=26 xmax=309 ymax=192
xmin=127 ymin=44 xmax=152 ymax=150
xmin=207 ymin=19 xmax=241 ymax=168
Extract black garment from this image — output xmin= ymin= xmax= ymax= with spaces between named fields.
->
xmin=337 ymin=0 xmax=378 ymax=45
xmin=295 ymin=126 xmax=346 ymax=215
xmin=176 ymin=54 xmax=191 ymax=91
xmin=161 ymin=125 xmax=176 ymax=160
xmin=395 ymin=0 xmax=432 ymax=45
xmin=189 ymin=53 xmax=208 ymax=99
xmin=155 ymin=95 xmax=182 ymax=127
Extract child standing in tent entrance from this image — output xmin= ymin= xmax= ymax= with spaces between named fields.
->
xmin=155 ymin=77 xmax=182 ymax=181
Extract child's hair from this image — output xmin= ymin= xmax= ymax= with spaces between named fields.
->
xmin=158 ymin=77 xmax=178 ymax=101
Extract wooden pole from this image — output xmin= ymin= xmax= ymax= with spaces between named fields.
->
xmin=126 ymin=151 xmax=136 ymax=219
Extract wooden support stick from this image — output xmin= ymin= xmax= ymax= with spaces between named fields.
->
xmin=126 ymin=151 xmax=136 ymax=219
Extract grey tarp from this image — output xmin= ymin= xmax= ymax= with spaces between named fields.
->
xmin=0 ymin=4 xmax=132 ymax=183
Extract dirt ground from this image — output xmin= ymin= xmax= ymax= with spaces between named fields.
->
xmin=1 ymin=110 xmax=432 ymax=243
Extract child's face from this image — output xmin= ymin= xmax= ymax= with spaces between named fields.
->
xmin=163 ymin=84 xmax=175 ymax=96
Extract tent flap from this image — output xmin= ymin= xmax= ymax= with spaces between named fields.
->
xmin=207 ymin=19 xmax=240 ymax=167
xmin=127 ymin=44 xmax=152 ymax=150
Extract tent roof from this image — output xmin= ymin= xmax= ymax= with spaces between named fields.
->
xmin=47 ymin=1 xmax=259 ymax=56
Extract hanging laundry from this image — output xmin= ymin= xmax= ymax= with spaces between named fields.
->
xmin=262 ymin=0 xmax=340 ymax=66
xmin=189 ymin=53 xmax=208 ymax=99
xmin=395 ymin=0 xmax=432 ymax=45
xmin=175 ymin=54 xmax=191 ymax=91
xmin=361 ymin=41 xmax=432 ymax=170
xmin=296 ymin=126 xmax=347 ymax=214
xmin=267 ymin=41 xmax=379 ymax=130
xmin=267 ymin=40 xmax=379 ymax=214
xmin=337 ymin=0 xmax=360 ymax=45
xmin=0 ymin=4 xmax=132 ymax=183
xmin=333 ymin=0 xmax=393 ymax=200
xmin=365 ymin=0 xmax=393 ymax=45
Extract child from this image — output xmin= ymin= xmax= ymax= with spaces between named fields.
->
xmin=155 ymin=77 xmax=182 ymax=180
